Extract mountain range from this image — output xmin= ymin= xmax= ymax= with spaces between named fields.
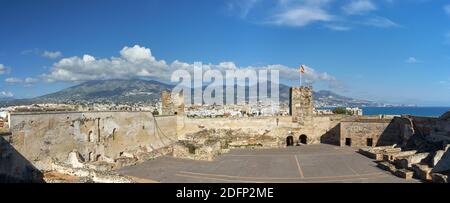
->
xmin=0 ymin=79 xmax=381 ymax=107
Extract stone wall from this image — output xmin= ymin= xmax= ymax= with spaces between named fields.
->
xmin=1 ymin=111 xmax=177 ymax=182
xmin=340 ymin=118 xmax=402 ymax=147
xmin=396 ymin=114 xmax=449 ymax=151
xmin=311 ymin=115 xmax=343 ymax=145
xmin=180 ymin=116 xmax=293 ymax=145
xmin=181 ymin=115 xmax=347 ymax=146
xmin=1 ymin=134 xmax=44 ymax=182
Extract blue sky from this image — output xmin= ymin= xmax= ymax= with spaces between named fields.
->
xmin=0 ymin=0 xmax=450 ymax=106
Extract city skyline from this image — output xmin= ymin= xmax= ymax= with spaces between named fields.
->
xmin=1 ymin=0 xmax=450 ymax=106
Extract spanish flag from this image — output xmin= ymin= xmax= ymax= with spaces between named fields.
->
xmin=300 ymin=65 xmax=305 ymax=74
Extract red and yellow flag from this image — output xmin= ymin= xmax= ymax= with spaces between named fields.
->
xmin=300 ymin=65 xmax=305 ymax=74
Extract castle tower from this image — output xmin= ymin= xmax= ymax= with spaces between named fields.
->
xmin=289 ymin=86 xmax=313 ymax=124
xmin=161 ymin=91 xmax=173 ymax=115
xmin=173 ymin=90 xmax=185 ymax=116
xmin=161 ymin=90 xmax=185 ymax=116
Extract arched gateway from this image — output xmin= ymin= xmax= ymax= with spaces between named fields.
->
xmin=286 ymin=136 xmax=294 ymax=146
xmin=299 ymin=134 xmax=308 ymax=145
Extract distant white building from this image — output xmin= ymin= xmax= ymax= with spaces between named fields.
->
xmin=0 ymin=110 xmax=8 ymax=119
xmin=346 ymin=107 xmax=363 ymax=116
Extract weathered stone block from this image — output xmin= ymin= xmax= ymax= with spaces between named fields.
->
xmin=383 ymin=150 xmax=417 ymax=162
xmin=431 ymin=173 xmax=449 ymax=183
xmin=412 ymin=164 xmax=432 ymax=181
xmin=378 ymin=161 xmax=396 ymax=172
xmin=395 ymin=153 xmax=430 ymax=169
xmin=431 ymin=150 xmax=445 ymax=167
xmin=359 ymin=148 xmax=383 ymax=160
xmin=394 ymin=169 xmax=414 ymax=179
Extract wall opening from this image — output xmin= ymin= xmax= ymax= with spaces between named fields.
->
xmin=88 ymin=131 xmax=95 ymax=143
xmin=87 ymin=131 xmax=93 ymax=142
xmin=299 ymin=134 xmax=307 ymax=145
xmin=367 ymin=138 xmax=373 ymax=147
xmin=95 ymin=154 xmax=102 ymax=162
xmin=345 ymin=138 xmax=352 ymax=146
xmin=112 ymin=128 xmax=116 ymax=140
xmin=286 ymin=136 xmax=294 ymax=146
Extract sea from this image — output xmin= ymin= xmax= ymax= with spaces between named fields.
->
xmin=319 ymin=107 xmax=450 ymax=117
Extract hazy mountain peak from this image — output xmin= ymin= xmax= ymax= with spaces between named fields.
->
xmin=0 ymin=79 xmax=379 ymax=107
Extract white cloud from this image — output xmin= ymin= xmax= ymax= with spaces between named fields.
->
xmin=325 ymin=24 xmax=351 ymax=31
xmin=364 ymin=16 xmax=399 ymax=28
xmin=444 ymin=4 xmax=450 ymax=15
xmin=5 ymin=77 xmax=22 ymax=83
xmin=42 ymin=51 xmax=62 ymax=59
xmin=44 ymin=45 xmax=168 ymax=82
xmin=406 ymin=57 xmax=420 ymax=64
xmin=227 ymin=0 xmax=401 ymax=30
xmin=0 ymin=64 xmax=6 ymax=74
xmin=342 ymin=0 xmax=377 ymax=15
xmin=5 ymin=77 xmax=39 ymax=84
xmin=37 ymin=44 xmax=342 ymax=90
xmin=0 ymin=91 xmax=13 ymax=98
xmin=21 ymin=48 xmax=39 ymax=55
xmin=269 ymin=0 xmax=334 ymax=27
xmin=271 ymin=7 xmax=333 ymax=27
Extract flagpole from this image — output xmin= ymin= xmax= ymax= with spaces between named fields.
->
xmin=300 ymin=71 xmax=302 ymax=87
xmin=300 ymin=65 xmax=304 ymax=87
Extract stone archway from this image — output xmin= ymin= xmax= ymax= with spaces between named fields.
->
xmin=286 ymin=136 xmax=294 ymax=146
xmin=299 ymin=134 xmax=308 ymax=145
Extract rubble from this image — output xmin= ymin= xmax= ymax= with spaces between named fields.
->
xmin=394 ymin=153 xmax=430 ymax=169
xmin=67 ymin=150 xmax=85 ymax=168
xmin=47 ymin=161 xmax=134 ymax=183
xmin=431 ymin=173 xmax=449 ymax=183
xmin=172 ymin=129 xmax=280 ymax=161
xmin=359 ymin=146 xmax=401 ymax=161
xmin=377 ymin=161 xmax=396 ymax=172
xmin=363 ymin=139 xmax=449 ymax=182
xmin=394 ymin=169 xmax=414 ymax=180
xmin=412 ymin=164 xmax=432 ymax=181
xmin=383 ymin=150 xmax=417 ymax=162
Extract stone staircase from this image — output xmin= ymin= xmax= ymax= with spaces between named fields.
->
xmin=359 ymin=145 xmax=450 ymax=183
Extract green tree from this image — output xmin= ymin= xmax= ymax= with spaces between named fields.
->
xmin=332 ymin=107 xmax=353 ymax=115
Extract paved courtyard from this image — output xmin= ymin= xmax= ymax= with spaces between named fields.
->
xmin=117 ymin=144 xmax=420 ymax=183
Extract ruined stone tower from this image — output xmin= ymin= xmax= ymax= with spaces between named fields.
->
xmin=161 ymin=90 xmax=185 ymax=116
xmin=289 ymin=86 xmax=313 ymax=124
